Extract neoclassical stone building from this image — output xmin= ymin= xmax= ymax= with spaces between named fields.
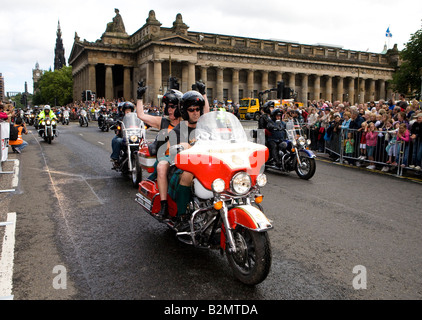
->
xmin=69 ymin=9 xmax=399 ymax=106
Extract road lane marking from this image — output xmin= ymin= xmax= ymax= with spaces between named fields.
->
xmin=98 ymin=141 xmax=104 ymax=145
xmin=0 ymin=212 xmax=16 ymax=300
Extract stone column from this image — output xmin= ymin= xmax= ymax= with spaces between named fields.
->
xmin=154 ymin=60 xmax=162 ymax=107
xmin=325 ymin=76 xmax=332 ymax=102
xmin=358 ymin=78 xmax=365 ymax=104
xmin=336 ymin=76 xmax=344 ymax=102
xmin=369 ymin=79 xmax=375 ymax=102
xmin=301 ymin=74 xmax=308 ymax=106
xmin=232 ymin=68 xmax=239 ymax=104
xmin=88 ymin=64 xmax=96 ymax=94
xmin=313 ymin=75 xmax=321 ymax=101
xmin=379 ymin=79 xmax=385 ymax=100
xmin=348 ymin=77 xmax=355 ymax=105
xmin=288 ymin=73 xmax=295 ymax=93
xmin=247 ymin=69 xmax=254 ymax=97
xmin=123 ymin=67 xmax=131 ymax=101
xmin=200 ymin=66 xmax=208 ymax=84
xmin=261 ymin=70 xmax=269 ymax=91
xmin=105 ymin=64 xmax=113 ymax=101
xmin=216 ymin=67 xmax=224 ymax=102
xmin=181 ymin=63 xmax=188 ymax=93
xmin=188 ymin=62 xmax=195 ymax=89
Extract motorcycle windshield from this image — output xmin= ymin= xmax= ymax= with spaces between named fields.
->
xmin=195 ymin=111 xmax=247 ymax=144
xmin=122 ymin=113 xmax=144 ymax=131
xmin=285 ymin=120 xmax=303 ymax=141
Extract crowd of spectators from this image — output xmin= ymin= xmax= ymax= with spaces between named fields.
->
xmin=283 ymin=94 xmax=422 ymax=173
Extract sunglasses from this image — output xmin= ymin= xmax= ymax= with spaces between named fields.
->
xmin=168 ymin=105 xmax=177 ymax=109
xmin=187 ymin=107 xmax=201 ymax=113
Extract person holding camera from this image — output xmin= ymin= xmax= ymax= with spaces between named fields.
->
xmin=9 ymin=117 xmax=28 ymax=154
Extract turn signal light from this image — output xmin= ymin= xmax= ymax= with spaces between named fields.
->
xmin=117 ymin=126 xmax=121 ymax=130
xmin=255 ymin=195 xmax=263 ymax=204
xmin=213 ymin=201 xmax=223 ymax=210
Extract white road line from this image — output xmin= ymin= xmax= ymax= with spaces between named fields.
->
xmin=0 ymin=212 xmax=16 ymax=300
xmin=98 ymin=141 xmax=104 ymax=145
xmin=12 ymin=159 xmax=19 ymax=188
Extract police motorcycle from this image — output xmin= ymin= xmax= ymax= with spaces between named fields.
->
xmin=62 ymin=110 xmax=70 ymax=125
xmin=265 ymin=116 xmax=316 ymax=180
xmin=112 ymin=112 xmax=146 ymax=187
xmin=136 ymin=111 xmax=273 ymax=285
xmin=38 ymin=117 xmax=58 ymax=144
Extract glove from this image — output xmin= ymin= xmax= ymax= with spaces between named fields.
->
xmin=195 ymin=81 xmax=206 ymax=95
xmin=137 ymin=81 xmax=147 ymax=99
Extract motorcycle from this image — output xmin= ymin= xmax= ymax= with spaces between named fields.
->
xmin=38 ymin=117 xmax=58 ymax=144
xmin=264 ymin=120 xmax=316 ymax=180
xmin=136 ymin=111 xmax=273 ymax=285
xmin=62 ymin=113 xmax=70 ymax=125
xmin=98 ymin=113 xmax=111 ymax=132
xmin=79 ymin=113 xmax=89 ymax=127
xmin=113 ymin=112 xmax=145 ymax=187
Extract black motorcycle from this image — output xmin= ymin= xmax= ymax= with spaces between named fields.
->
xmin=112 ymin=113 xmax=146 ymax=188
xmin=98 ymin=113 xmax=111 ymax=132
xmin=79 ymin=113 xmax=89 ymax=127
xmin=264 ymin=120 xmax=316 ymax=180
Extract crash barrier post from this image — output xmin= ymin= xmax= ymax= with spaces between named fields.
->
xmin=0 ymin=122 xmax=12 ymax=174
xmin=324 ymin=127 xmax=420 ymax=177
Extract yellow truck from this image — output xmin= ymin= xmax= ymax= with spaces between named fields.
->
xmin=238 ymin=98 xmax=261 ymax=120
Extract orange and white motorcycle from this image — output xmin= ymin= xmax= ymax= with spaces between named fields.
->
xmin=136 ymin=111 xmax=273 ymax=285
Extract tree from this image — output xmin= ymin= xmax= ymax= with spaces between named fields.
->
xmin=33 ymin=66 xmax=73 ymax=106
xmin=391 ymin=24 xmax=422 ymax=98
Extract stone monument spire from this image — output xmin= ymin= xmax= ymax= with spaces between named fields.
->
xmin=54 ymin=20 xmax=66 ymax=70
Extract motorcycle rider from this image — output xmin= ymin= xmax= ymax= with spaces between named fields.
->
xmin=258 ymin=101 xmax=274 ymax=130
xmin=136 ymin=82 xmax=184 ymax=220
xmin=97 ymin=105 xmax=109 ymax=128
xmin=110 ymin=102 xmax=135 ymax=168
xmin=37 ymin=105 xmax=57 ymax=136
xmin=166 ymin=89 xmax=210 ymax=221
xmin=267 ymin=109 xmax=287 ymax=167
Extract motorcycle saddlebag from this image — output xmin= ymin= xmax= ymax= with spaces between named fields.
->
xmin=138 ymin=145 xmax=156 ymax=173
xmin=136 ymin=180 xmax=160 ymax=214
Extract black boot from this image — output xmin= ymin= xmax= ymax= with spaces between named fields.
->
xmin=157 ymin=200 xmax=169 ymax=221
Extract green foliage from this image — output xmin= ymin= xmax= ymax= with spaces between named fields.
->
xmin=33 ymin=66 xmax=73 ymax=106
xmin=391 ymin=26 xmax=422 ymax=97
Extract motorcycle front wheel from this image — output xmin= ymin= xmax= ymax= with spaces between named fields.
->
xmin=131 ymin=154 xmax=142 ymax=188
xmin=295 ymin=156 xmax=316 ymax=180
xmin=226 ymin=226 xmax=271 ymax=286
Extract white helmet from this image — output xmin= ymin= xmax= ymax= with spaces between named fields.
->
xmin=44 ymin=105 xmax=51 ymax=111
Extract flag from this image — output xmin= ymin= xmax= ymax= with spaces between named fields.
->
xmin=386 ymin=27 xmax=392 ymax=38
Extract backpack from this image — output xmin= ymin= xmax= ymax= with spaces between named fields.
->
xmin=9 ymin=124 xmax=19 ymax=141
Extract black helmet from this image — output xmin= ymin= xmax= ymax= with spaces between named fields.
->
xmin=162 ymin=89 xmax=182 ymax=118
xmin=271 ymin=108 xmax=283 ymax=120
xmin=121 ymin=101 xmax=134 ymax=113
xmin=180 ymin=91 xmax=205 ymax=120
xmin=263 ymin=101 xmax=275 ymax=115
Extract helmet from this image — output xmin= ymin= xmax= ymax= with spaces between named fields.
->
xmin=44 ymin=105 xmax=51 ymax=111
xmin=262 ymin=101 xmax=274 ymax=115
xmin=271 ymin=108 xmax=283 ymax=120
xmin=180 ymin=91 xmax=205 ymax=120
xmin=120 ymin=101 xmax=134 ymax=113
xmin=162 ymin=89 xmax=182 ymax=118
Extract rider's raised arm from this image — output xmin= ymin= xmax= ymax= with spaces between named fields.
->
xmin=195 ymin=81 xmax=209 ymax=114
xmin=135 ymin=82 xmax=161 ymax=129
xmin=136 ymin=98 xmax=161 ymax=129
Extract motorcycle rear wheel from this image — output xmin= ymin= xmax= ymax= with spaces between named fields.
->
xmin=226 ymin=226 xmax=271 ymax=286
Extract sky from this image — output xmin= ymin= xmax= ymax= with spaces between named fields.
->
xmin=1 ymin=0 xmax=421 ymax=95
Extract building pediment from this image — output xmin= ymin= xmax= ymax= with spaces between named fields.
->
xmin=155 ymin=35 xmax=200 ymax=47
xmin=68 ymin=42 xmax=85 ymax=65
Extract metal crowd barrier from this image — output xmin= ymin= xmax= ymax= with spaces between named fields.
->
xmin=320 ymin=127 xmax=421 ymax=177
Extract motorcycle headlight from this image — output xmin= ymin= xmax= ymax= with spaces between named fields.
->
xmin=256 ymin=173 xmax=267 ymax=187
xmin=52 ymin=121 xmax=56 ymax=125
xmin=298 ymin=137 xmax=306 ymax=146
xmin=129 ymin=135 xmax=138 ymax=143
xmin=46 ymin=120 xmax=51 ymax=125
xmin=306 ymin=139 xmax=311 ymax=146
xmin=212 ymin=178 xmax=225 ymax=193
xmin=231 ymin=172 xmax=251 ymax=195
xmin=292 ymin=139 xmax=297 ymax=147
xmin=41 ymin=121 xmax=46 ymax=125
